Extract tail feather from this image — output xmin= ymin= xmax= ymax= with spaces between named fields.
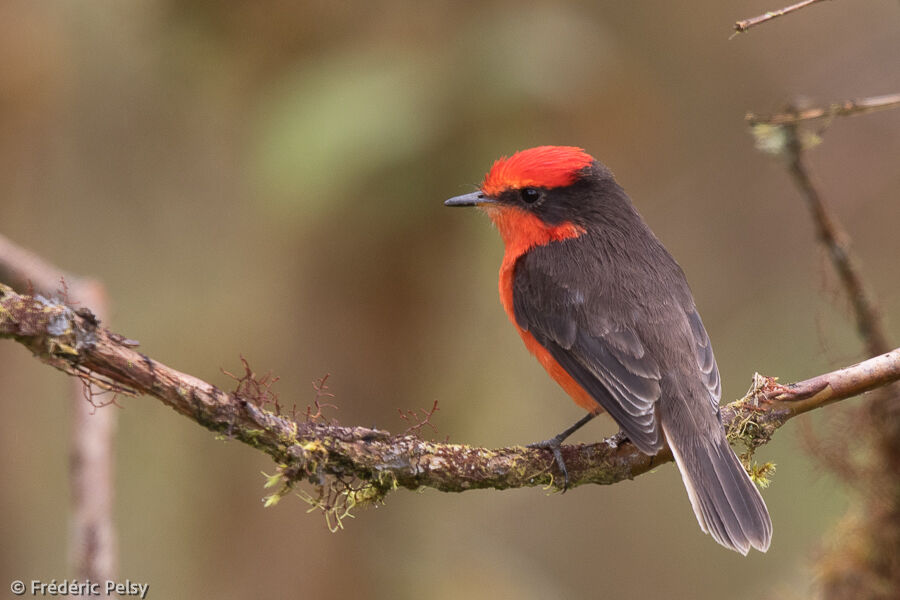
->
xmin=662 ymin=420 xmax=772 ymax=554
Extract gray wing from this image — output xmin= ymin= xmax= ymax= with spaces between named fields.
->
xmin=513 ymin=256 xmax=664 ymax=455
xmin=686 ymin=308 xmax=722 ymax=411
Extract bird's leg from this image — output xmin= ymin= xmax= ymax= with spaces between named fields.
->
xmin=527 ymin=412 xmax=598 ymax=491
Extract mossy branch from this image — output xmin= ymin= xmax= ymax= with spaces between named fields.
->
xmin=2 ymin=283 xmax=899 ymax=505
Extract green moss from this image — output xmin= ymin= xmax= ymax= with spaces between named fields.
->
xmin=747 ymin=462 xmax=776 ymax=488
xmin=262 ymin=470 xmax=283 ymax=489
xmin=237 ymin=428 xmax=273 ymax=451
xmin=54 ymin=342 xmax=79 ymax=356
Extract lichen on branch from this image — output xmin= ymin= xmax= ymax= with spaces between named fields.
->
xmin=2 ymin=283 xmax=899 ymax=524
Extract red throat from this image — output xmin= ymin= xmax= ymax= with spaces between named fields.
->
xmin=485 ymin=205 xmax=585 ymax=266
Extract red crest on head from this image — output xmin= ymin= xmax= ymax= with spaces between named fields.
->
xmin=481 ymin=146 xmax=594 ymax=197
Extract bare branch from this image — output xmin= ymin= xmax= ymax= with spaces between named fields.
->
xmin=747 ymin=95 xmax=899 ymax=595
xmin=733 ymin=0 xmax=834 ymax=36
xmin=0 ymin=235 xmax=85 ymax=294
xmin=768 ymin=351 xmax=900 ymax=415
xmin=782 ymin=123 xmax=891 ymax=358
xmin=3 ymin=285 xmax=899 ymax=508
xmin=0 ymin=235 xmax=117 ymax=582
xmin=67 ymin=281 xmax=117 ymax=582
xmin=746 ymin=93 xmax=900 ymax=127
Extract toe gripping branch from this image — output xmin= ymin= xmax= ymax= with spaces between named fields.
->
xmin=528 ymin=412 xmax=597 ymax=490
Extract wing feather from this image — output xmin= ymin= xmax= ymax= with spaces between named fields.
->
xmin=513 ymin=252 xmax=664 ymax=454
xmin=687 ymin=309 xmax=722 ymax=410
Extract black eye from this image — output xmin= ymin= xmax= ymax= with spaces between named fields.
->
xmin=520 ymin=187 xmax=541 ymax=204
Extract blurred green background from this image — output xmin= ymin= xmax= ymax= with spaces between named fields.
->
xmin=2 ymin=1 xmax=899 ymax=598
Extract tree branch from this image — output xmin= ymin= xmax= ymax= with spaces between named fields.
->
xmin=746 ymin=95 xmax=899 ymax=594
xmin=3 ymin=284 xmax=899 ymax=516
xmin=746 ymin=93 xmax=900 ymax=127
xmin=0 ymin=236 xmax=117 ymax=582
xmin=733 ymin=0 xmax=834 ymax=36
xmin=785 ymin=124 xmax=891 ymax=358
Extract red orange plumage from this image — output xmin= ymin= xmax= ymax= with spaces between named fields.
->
xmin=445 ymin=145 xmax=772 ymax=554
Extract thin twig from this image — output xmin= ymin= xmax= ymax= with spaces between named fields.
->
xmin=746 ymin=93 xmax=900 ymax=126
xmin=0 ymin=235 xmax=78 ymax=294
xmin=782 ymin=124 xmax=891 ymax=358
xmin=68 ymin=280 xmax=117 ymax=581
xmin=0 ymin=235 xmax=117 ymax=582
xmin=760 ymin=94 xmax=900 ymax=595
xmin=733 ymin=0 xmax=833 ymax=36
xmin=2 ymin=285 xmax=899 ymax=498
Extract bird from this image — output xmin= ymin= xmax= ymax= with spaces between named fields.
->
xmin=444 ymin=145 xmax=772 ymax=554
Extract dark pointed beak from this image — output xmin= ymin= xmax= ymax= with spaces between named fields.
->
xmin=444 ymin=191 xmax=495 ymax=207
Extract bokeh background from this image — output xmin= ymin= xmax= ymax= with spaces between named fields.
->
xmin=2 ymin=1 xmax=899 ymax=598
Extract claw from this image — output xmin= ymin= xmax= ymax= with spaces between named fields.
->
xmin=528 ymin=436 xmax=571 ymax=491
xmin=526 ymin=412 xmax=598 ymax=491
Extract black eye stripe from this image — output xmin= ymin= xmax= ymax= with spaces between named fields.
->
xmin=520 ymin=187 xmax=542 ymax=204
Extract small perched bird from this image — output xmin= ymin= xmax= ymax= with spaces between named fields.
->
xmin=445 ymin=146 xmax=772 ymax=554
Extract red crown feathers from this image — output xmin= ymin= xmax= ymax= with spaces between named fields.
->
xmin=481 ymin=146 xmax=594 ymax=197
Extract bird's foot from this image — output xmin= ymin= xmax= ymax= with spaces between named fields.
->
xmin=527 ymin=435 xmax=571 ymax=491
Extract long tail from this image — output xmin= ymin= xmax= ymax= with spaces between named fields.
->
xmin=660 ymin=416 xmax=772 ymax=554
